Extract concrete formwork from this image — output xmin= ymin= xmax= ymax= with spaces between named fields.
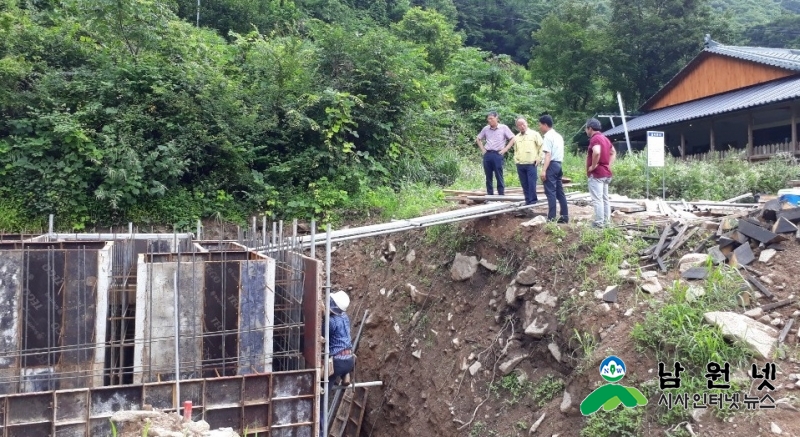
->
xmin=0 ymin=242 xmax=112 ymax=395
xmin=0 ymin=370 xmax=317 ymax=437
xmin=133 ymin=251 xmax=276 ymax=383
xmin=0 ymin=228 xmax=324 ymax=437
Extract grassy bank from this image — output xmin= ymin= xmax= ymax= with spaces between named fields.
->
xmin=0 ymin=151 xmax=797 ymax=232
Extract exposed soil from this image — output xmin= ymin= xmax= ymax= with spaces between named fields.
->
xmin=327 ymin=208 xmax=800 ymax=437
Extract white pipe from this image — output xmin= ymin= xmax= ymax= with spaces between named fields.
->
xmin=617 ymin=92 xmax=633 ymax=155
xmin=322 ymin=225 xmax=332 ymax=437
xmin=331 ymin=381 xmax=384 ymax=390
xmin=310 ymin=219 xmax=316 ymax=259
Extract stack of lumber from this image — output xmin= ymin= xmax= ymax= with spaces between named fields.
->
xmin=638 ymin=196 xmax=800 ymax=273
xmin=444 ymin=178 xmax=574 ymax=204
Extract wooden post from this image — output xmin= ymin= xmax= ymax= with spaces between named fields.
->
xmin=680 ymin=133 xmax=686 ymax=159
xmin=792 ymin=106 xmax=797 ymax=155
xmin=747 ymin=114 xmax=754 ymax=160
xmin=709 ymin=121 xmax=715 ymax=154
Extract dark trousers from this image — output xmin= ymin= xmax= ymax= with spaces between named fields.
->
xmin=516 ymin=163 xmax=539 ymax=204
xmin=321 ymin=356 xmax=355 ymax=433
xmin=543 ymin=161 xmax=568 ymax=222
xmin=483 ymin=151 xmax=505 ymax=195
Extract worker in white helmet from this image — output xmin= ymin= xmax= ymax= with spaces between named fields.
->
xmin=327 ymin=290 xmax=354 ymax=387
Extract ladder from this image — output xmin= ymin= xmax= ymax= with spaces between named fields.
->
xmin=328 ymin=386 xmax=368 ymax=437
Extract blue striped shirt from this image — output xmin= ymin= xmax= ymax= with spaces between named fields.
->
xmin=327 ymin=313 xmax=353 ymax=358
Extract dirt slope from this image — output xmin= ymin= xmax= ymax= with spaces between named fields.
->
xmin=329 ymin=212 xmax=800 ymax=437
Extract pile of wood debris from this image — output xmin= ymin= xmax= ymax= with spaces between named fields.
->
xmin=635 ymin=192 xmax=800 ymax=276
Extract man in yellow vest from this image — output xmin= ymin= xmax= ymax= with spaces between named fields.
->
xmin=502 ymin=116 xmax=543 ymax=215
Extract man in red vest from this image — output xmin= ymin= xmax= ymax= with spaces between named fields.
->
xmin=585 ymin=118 xmax=617 ymax=228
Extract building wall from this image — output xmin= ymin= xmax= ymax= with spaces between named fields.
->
xmin=646 ymin=54 xmax=793 ymax=110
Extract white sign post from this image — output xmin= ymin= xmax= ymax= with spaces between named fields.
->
xmin=646 ymin=131 xmax=665 ymax=199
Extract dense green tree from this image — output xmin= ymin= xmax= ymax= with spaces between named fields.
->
xmin=393 ymin=7 xmax=461 ymax=71
xmin=529 ymin=3 xmax=607 ymax=112
xmin=606 ymin=0 xmax=732 ymax=107
xmin=745 ymin=14 xmax=800 ymax=47
xmin=410 ymin=0 xmax=457 ymax=23
xmin=449 ymin=0 xmax=543 ymax=64
xmin=172 ymin=0 xmax=300 ymax=36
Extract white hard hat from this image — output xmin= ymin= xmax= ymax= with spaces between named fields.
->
xmin=330 ymin=290 xmax=350 ymax=313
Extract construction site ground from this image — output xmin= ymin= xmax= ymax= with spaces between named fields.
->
xmin=328 ymin=204 xmax=800 ymax=437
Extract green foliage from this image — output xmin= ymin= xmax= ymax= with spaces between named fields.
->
xmin=630 ymin=265 xmax=752 ymax=425
xmin=745 ymin=13 xmax=800 ymax=47
xmin=394 ymin=7 xmax=461 ymax=71
xmin=423 ymin=223 xmax=475 ymax=257
xmin=606 ymin=0 xmax=733 ymax=107
xmin=531 ymin=374 xmax=565 ymax=407
xmin=530 ymin=3 xmax=608 ymax=112
xmin=580 ymin=404 xmax=644 ymax=437
xmin=489 ymin=373 xmax=565 ymax=407
xmin=469 ymin=421 xmax=497 ymax=437
xmin=610 ymin=152 xmax=800 ymax=200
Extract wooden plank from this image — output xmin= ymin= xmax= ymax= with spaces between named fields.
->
xmin=745 ymin=274 xmax=774 ymax=299
xmin=762 ymin=299 xmax=796 ymax=312
xmin=652 ymin=222 xmax=678 ymax=260
xmin=779 ymin=318 xmax=795 ymax=344
xmin=723 ymin=193 xmax=754 ymax=203
xmin=665 ymin=224 xmax=689 ymax=251
xmin=657 ymin=257 xmax=668 ymax=272
xmin=611 ymin=204 xmax=646 ymax=213
xmin=663 ymin=227 xmax=700 ymax=259
xmin=737 ymin=219 xmax=780 ymax=245
xmin=640 ymin=243 xmax=658 ymax=257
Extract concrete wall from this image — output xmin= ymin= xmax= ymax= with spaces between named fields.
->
xmin=134 ymin=258 xmax=204 ymax=383
xmin=0 ymin=252 xmax=22 ymax=395
xmin=238 ymin=258 xmax=275 ymax=374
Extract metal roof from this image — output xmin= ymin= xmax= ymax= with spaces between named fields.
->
xmin=640 ymin=39 xmax=800 ymax=111
xmin=605 ymin=75 xmax=800 ymax=137
xmin=705 ymin=42 xmax=800 ymax=71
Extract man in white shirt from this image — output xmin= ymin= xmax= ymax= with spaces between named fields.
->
xmin=538 ymin=115 xmax=569 ymax=223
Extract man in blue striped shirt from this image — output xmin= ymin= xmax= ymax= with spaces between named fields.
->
xmin=327 ymin=291 xmax=354 ymax=387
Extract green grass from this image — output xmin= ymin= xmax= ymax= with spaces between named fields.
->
xmin=423 ymin=223 xmax=477 ymax=257
xmin=580 ymin=404 xmax=644 ymax=437
xmin=571 ymin=329 xmax=599 ymax=375
xmin=630 ymin=263 xmax=753 ymax=425
xmin=488 ymin=373 xmax=565 ymax=408
xmin=531 ymin=374 xmax=565 ymax=407
xmin=469 ymin=421 xmax=497 ymax=437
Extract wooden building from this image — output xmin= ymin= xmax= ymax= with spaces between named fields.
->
xmin=605 ymin=37 xmax=800 ymax=161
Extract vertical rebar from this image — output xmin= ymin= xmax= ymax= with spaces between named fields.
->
xmin=322 ymin=223 xmax=332 ymax=437
xmin=173 ymin=269 xmax=181 ymax=409
xmin=292 ymin=219 xmax=298 ymax=250
xmin=310 ymin=219 xmax=316 ymax=259
xmin=262 ymin=216 xmax=267 ymax=246
xmin=278 ymin=220 xmax=284 ymax=252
